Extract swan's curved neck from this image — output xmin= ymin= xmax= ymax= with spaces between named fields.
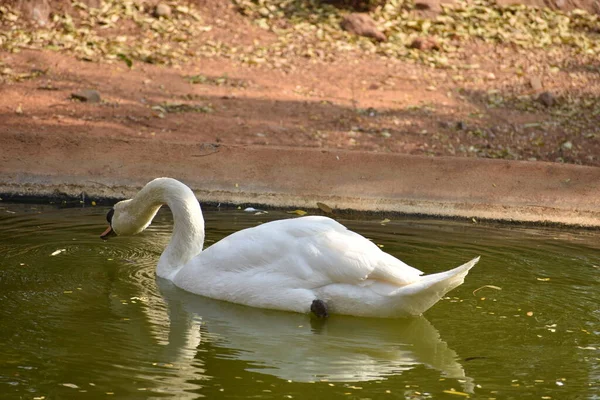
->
xmin=130 ymin=178 xmax=205 ymax=279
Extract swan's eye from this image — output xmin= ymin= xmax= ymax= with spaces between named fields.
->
xmin=106 ymin=208 xmax=115 ymax=225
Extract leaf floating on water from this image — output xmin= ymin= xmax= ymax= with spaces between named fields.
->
xmin=51 ymin=249 xmax=66 ymax=256
xmin=526 ymin=311 xmax=534 ymax=316
xmin=380 ymin=218 xmax=391 ymax=225
xmin=62 ymin=383 xmax=79 ymax=389
xmin=537 ymin=277 xmax=551 ymax=281
xmin=472 ymin=285 xmax=502 ymax=296
xmin=316 ymin=202 xmax=333 ymax=214
xmin=287 ymin=210 xmax=307 ymax=216
xmin=443 ymin=389 xmax=470 ymax=397
xmin=243 ymin=207 xmax=268 ymax=215
xmin=152 ymin=362 xmax=174 ymax=367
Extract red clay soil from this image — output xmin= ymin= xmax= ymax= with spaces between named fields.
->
xmin=2 ymin=46 xmax=599 ymax=164
xmin=1 ymin=0 xmax=599 ymax=179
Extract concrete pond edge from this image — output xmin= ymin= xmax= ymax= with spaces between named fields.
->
xmin=1 ymin=142 xmax=599 ymax=228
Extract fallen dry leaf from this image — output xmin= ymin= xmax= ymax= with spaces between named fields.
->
xmin=316 ymin=202 xmax=333 ymax=213
xmin=287 ymin=209 xmax=307 ymax=216
xmin=472 ymin=285 xmax=502 ymax=296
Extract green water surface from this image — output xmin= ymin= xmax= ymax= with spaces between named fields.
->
xmin=0 ymin=203 xmax=598 ymax=399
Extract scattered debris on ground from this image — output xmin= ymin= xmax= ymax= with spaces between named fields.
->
xmin=0 ymin=0 xmax=599 ymax=166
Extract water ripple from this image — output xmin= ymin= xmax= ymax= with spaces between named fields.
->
xmin=1 ymin=203 xmax=600 ymax=399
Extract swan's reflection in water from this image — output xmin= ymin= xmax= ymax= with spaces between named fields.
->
xmin=150 ymin=278 xmax=474 ymax=392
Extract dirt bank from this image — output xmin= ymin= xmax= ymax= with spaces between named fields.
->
xmin=1 ymin=0 xmax=599 ymax=226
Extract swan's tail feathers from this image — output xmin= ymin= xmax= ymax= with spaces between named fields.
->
xmin=396 ymin=256 xmax=480 ymax=316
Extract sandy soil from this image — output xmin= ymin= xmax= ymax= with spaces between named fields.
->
xmin=1 ymin=0 xmax=599 ymax=169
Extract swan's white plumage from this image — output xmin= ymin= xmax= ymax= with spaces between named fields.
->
xmin=109 ymin=177 xmax=479 ymax=318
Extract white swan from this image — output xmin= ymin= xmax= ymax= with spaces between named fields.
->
xmin=100 ymin=177 xmax=479 ymax=318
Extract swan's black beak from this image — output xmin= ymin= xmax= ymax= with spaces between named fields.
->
xmin=100 ymin=225 xmax=116 ymax=240
xmin=100 ymin=208 xmax=116 ymax=240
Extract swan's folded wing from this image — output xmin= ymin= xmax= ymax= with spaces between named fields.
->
xmin=198 ymin=215 xmax=423 ymax=287
xmin=311 ymin=227 xmax=424 ymax=287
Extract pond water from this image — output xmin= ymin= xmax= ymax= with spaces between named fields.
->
xmin=0 ymin=202 xmax=598 ymax=399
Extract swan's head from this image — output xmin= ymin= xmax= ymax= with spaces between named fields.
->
xmin=100 ymin=199 xmax=160 ymax=239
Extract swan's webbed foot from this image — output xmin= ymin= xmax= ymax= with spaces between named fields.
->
xmin=310 ymin=299 xmax=329 ymax=318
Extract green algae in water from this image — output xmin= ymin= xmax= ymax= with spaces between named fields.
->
xmin=0 ymin=202 xmax=599 ymax=399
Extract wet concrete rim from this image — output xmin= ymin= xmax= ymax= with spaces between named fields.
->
xmin=1 ymin=142 xmax=599 ymax=228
